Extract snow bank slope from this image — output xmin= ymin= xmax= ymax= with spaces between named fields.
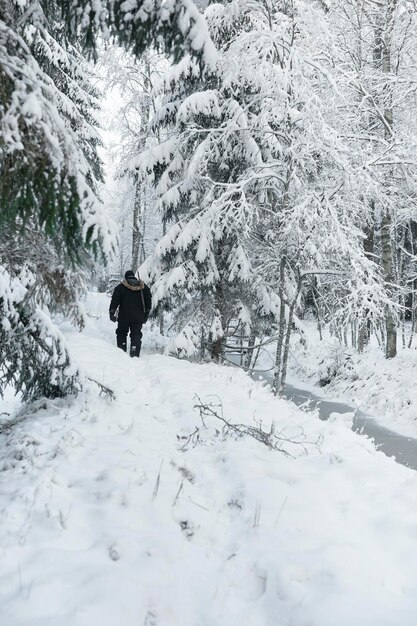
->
xmin=1 ymin=333 xmax=417 ymax=625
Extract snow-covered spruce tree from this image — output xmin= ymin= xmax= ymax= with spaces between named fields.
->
xmin=139 ymin=1 xmax=290 ymax=361
xmin=0 ymin=0 xmax=215 ymax=400
xmin=57 ymin=0 xmax=217 ymax=66
xmin=0 ymin=5 xmax=114 ymax=400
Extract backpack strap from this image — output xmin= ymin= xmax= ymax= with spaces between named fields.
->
xmin=136 ymin=270 xmax=147 ymax=313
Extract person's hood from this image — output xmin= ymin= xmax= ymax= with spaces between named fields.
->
xmin=122 ymin=277 xmax=144 ymax=291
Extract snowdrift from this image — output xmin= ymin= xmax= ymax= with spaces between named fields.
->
xmin=1 ymin=299 xmax=417 ymax=625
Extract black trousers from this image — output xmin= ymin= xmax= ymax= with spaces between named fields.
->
xmin=116 ymin=320 xmax=143 ymax=357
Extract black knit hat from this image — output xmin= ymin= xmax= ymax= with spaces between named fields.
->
xmin=125 ymin=270 xmax=135 ymax=279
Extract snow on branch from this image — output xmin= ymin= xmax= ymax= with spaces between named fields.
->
xmin=0 ymin=22 xmax=117 ymax=261
xmin=0 ymin=266 xmax=80 ymax=401
xmin=177 ymin=90 xmax=221 ymax=123
xmin=58 ymin=0 xmax=217 ymax=69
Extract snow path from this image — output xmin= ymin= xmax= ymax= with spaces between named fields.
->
xmin=2 ymin=329 xmax=417 ymax=623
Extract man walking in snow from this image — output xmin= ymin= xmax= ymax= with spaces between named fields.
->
xmin=109 ymin=270 xmax=152 ymax=357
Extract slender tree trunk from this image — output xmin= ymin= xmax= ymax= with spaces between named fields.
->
xmin=408 ymin=295 xmax=416 ymax=349
xmin=200 ymin=326 xmax=206 ymax=360
xmin=244 ymin=334 xmax=256 ymax=371
xmin=381 ymin=209 xmax=397 ymax=357
xmin=351 ymin=321 xmax=357 ymax=350
xmin=380 ymin=321 xmax=386 ymax=351
xmin=358 ymin=321 xmax=367 ymax=353
xmin=408 ymin=222 xmax=417 ymax=348
xmin=251 ymin=343 xmax=262 ymax=374
xmin=211 ymin=283 xmax=225 ymax=362
xmin=312 ymin=283 xmax=322 ymax=341
xmin=376 ymin=0 xmax=398 ymax=358
xmin=358 ymin=205 xmax=375 ymax=352
xmin=273 ymin=256 xmax=286 ymax=394
xmin=131 ymin=55 xmax=152 ymax=273
xmin=157 ymin=217 xmax=167 ymax=336
xmin=131 ymin=174 xmax=143 ymax=272
xmin=279 ymin=277 xmax=303 ymax=396
xmin=395 ymin=228 xmax=407 ymax=349
xmin=401 ymin=294 xmax=406 ymax=348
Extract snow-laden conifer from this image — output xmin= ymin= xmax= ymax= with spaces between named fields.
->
xmin=138 ymin=2 xmax=286 ymax=359
xmin=0 ymin=0 xmax=214 ymax=399
xmin=140 ymin=0 xmax=390 ymax=377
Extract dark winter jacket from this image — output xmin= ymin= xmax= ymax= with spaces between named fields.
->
xmin=110 ymin=277 xmax=152 ymax=324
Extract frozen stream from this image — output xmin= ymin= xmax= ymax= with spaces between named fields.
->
xmin=282 ymin=379 xmax=417 ymax=471
xmin=229 ymin=352 xmax=417 ymax=470
xmin=227 ymin=347 xmax=417 ymax=470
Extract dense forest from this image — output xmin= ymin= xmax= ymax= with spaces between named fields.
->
xmin=2 ymin=0 xmax=417 ymax=399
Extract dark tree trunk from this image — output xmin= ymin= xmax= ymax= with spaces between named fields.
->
xmin=358 ymin=210 xmax=375 ymax=352
xmin=279 ymin=277 xmax=302 ymax=396
xmin=211 ymin=284 xmax=225 ymax=362
xmin=377 ymin=0 xmax=398 ymax=359
xmin=273 ymin=256 xmax=286 ymax=394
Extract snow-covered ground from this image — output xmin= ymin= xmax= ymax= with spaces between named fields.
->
xmin=286 ymin=322 xmax=417 ymax=437
xmin=2 ymin=296 xmax=417 ymax=625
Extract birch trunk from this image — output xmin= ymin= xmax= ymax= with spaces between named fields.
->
xmin=378 ymin=0 xmax=398 ymax=358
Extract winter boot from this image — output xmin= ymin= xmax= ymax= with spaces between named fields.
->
xmin=117 ymin=339 xmax=127 ymax=352
xmin=129 ymin=343 xmax=141 ymax=358
xmin=129 ymin=323 xmax=143 ymax=357
xmin=116 ymin=331 xmax=127 ymax=352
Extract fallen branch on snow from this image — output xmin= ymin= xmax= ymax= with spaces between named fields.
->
xmin=180 ymin=395 xmax=323 ymax=457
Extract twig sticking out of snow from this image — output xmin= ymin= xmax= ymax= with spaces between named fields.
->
xmin=143 ymin=611 xmax=157 ymax=626
xmin=86 ymin=377 xmax=115 ymax=400
xmin=176 ymin=427 xmax=200 ymax=451
xmin=253 ymin=500 xmax=262 ymax=528
xmin=152 ymin=459 xmax=164 ymax=501
xmin=172 ymin=480 xmax=184 ymax=507
xmin=192 ymin=395 xmax=323 ymax=457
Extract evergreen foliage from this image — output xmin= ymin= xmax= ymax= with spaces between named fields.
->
xmin=139 ymin=0 xmax=389 ymax=374
xmin=56 ymin=0 xmax=216 ymax=66
xmin=139 ymin=4 xmax=281 ymax=359
xmin=0 ymin=0 xmax=214 ymax=400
